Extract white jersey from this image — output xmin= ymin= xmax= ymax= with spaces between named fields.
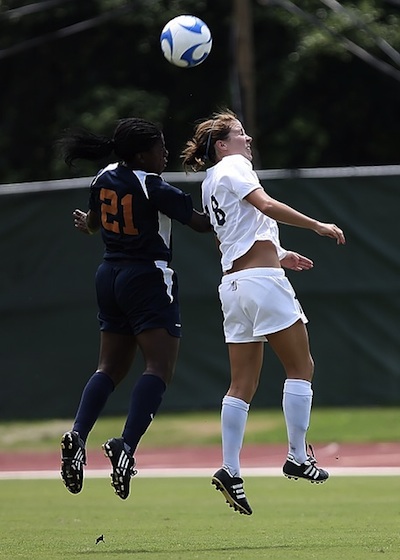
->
xmin=201 ymin=154 xmax=287 ymax=272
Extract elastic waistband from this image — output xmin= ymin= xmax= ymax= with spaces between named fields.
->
xmin=221 ymin=267 xmax=284 ymax=283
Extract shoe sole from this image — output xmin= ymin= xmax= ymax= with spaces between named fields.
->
xmin=211 ymin=476 xmax=252 ymax=515
xmin=283 ymin=473 xmax=328 ymax=484
xmin=61 ymin=461 xmax=83 ymax=494
xmin=60 ymin=433 xmax=84 ymax=494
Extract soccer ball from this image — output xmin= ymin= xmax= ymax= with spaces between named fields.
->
xmin=160 ymin=15 xmax=212 ymax=68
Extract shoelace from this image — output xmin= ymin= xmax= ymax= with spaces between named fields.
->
xmin=306 ymin=442 xmax=317 ymax=465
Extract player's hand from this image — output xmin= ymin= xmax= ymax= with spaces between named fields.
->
xmin=73 ymin=208 xmax=91 ymax=234
xmin=280 ymin=251 xmax=314 ymax=271
xmin=314 ymin=222 xmax=346 ymax=245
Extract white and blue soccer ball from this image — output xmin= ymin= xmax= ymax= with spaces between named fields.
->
xmin=160 ymin=15 xmax=212 ymax=68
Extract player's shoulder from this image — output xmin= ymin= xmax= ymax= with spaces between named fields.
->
xmin=146 ymin=173 xmax=183 ymax=195
xmin=144 ymin=172 xmax=166 ymax=186
xmin=214 ymin=154 xmax=254 ymax=185
xmin=91 ymin=162 xmax=120 ymax=186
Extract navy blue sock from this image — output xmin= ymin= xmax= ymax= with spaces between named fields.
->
xmin=73 ymin=371 xmax=115 ymax=443
xmin=122 ymin=374 xmax=166 ymax=454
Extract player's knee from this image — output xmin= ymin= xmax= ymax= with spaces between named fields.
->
xmin=145 ymin=364 xmax=175 ymax=385
xmin=228 ymin=378 xmax=259 ymax=402
xmin=286 ymin=355 xmax=314 ymax=381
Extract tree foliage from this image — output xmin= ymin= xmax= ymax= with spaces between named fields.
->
xmin=1 ymin=0 xmax=400 ymax=183
xmin=254 ymin=0 xmax=400 ymax=168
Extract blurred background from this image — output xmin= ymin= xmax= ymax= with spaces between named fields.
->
xmin=2 ymin=0 xmax=400 ymax=182
xmin=0 ymin=0 xmax=399 ymax=419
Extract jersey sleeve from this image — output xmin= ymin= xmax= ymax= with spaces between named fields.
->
xmin=87 ymin=164 xmax=118 ymax=213
xmin=88 ymin=176 xmax=100 ymax=212
xmin=145 ymin=174 xmax=194 ymax=225
xmin=277 ymin=246 xmax=288 ymax=260
xmin=225 ymin=155 xmax=261 ymax=200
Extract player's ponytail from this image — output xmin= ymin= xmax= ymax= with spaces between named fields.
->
xmin=57 ymin=129 xmax=115 ymax=167
xmin=58 ymin=117 xmax=162 ymax=167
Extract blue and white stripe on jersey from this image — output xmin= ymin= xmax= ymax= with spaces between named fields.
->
xmin=134 ymin=170 xmax=172 ymax=251
xmin=154 ymin=260 xmax=175 ymax=302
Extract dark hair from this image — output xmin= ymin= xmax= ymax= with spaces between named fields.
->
xmin=180 ymin=109 xmax=238 ymax=172
xmin=58 ymin=118 xmax=162 ymax=167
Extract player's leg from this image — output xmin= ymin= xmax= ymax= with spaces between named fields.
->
xmin=72 ymin=260 xmax=137 ymax=442
xmin=103 ymin=329 xmax=179 ymax=499
xmin=267 ymin=319 xmax=313 ymax=463
xmin=103 ymin=261 xmax=182 ymax=499
xmin=121 ymin=328 xmax=179 ymax=453
xmin=224 ymin=341 xmax=263 ymax=474
xmin=61 ymin=332 xmax=136 ymax=494
xmin=212 ymin=274 xmax=265 ymax=515
xmin=118 ymin=262 xmax=181 ymax=455
xmin=267 ymin=320 xmax=328 ymax=482
xmin=211 ymin=341 xmax=262 ymax=516
xmin=73 ymin=332 xmax=137 ymax=441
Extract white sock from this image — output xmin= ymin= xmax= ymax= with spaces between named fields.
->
xmin=282 ymin=379 xmax=313 ymax=464
xmin=221 ymin=395 xmax=249 ymax=477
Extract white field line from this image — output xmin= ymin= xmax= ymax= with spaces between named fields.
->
xmin=1 ymin=467 xmax=400 ymax=480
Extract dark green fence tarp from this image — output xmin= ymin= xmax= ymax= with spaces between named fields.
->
xmin=0 ymin=173 xmax=399 ymax=419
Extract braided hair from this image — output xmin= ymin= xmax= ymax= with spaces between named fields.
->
xmin=58 ymin=118 xmax=162 ymax=167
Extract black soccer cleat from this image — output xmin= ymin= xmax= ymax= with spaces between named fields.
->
xmin=283 ymin=452 xmax=329 ymax=483
xmin=60 ymin=430 xmax=86 ymax=494
xmin=103 ymin=437 xmax=137 ymax=500
xmin=211 ymin=468 xmax=253 ymax=515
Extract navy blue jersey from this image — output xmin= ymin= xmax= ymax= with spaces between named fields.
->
xmin=88 ymin=163 xmax=193 ymax=263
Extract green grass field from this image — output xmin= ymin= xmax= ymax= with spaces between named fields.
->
xmin=1 ymin=409 xmax=400 ymax=559
xmin=1 ymin=476 xmax=400 ymax=559
xmin=1 ymin=407 xmax=400 ymax=452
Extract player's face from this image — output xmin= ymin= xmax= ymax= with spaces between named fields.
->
xmin=141 ymin=135 xmax=169 ymax=174
xmin=224 ymin=120 xmax=252 ymax=161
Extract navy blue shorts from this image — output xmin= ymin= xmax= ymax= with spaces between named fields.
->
xmin=95 ymin=260 xmax=182 ymax=337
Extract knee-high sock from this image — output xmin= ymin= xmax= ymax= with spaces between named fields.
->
xmin=282 ymin=379 xmax=313 ymax=464
xmin=122 ymin=373 xmax=166 ymax=454
xmin=221 ymin=395 xmax=250 ymax=477
xmin=73 ymin=371 xmax=115 ymax=443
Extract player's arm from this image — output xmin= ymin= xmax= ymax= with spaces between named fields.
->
xmin=147 ymin=176 xmax=211 ymax=233
xmin=73 ymin=208 xmax=100 ymax=235
xmin=245 ymin=188 xmax=345 ymax=245
xmin=187 ymin=209 xmax=212 ymax=232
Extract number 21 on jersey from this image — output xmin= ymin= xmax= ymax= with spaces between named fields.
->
xmin=100 ymin=188 xmax=139 ymax=235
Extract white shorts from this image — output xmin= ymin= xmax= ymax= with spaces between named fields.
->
xmin=218 ymin=267 xmax=308 ymax=343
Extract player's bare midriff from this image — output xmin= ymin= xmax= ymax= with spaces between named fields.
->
xmin=226 ymin=240 xmax=281 ymax=274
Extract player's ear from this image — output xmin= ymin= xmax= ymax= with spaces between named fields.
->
xmin=215 ymin=139 xmax=227 ymax=151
